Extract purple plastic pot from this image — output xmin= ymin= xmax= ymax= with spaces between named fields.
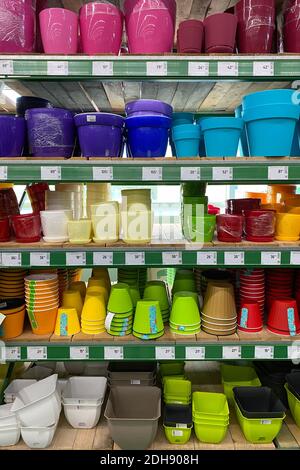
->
xmin=74 ymin=113 xmax=125 ymax=158
xmin=0 ymin=116 xmax=25 ymax=157
xmin=25 ymin=108 xmax=75 ymax=158
xmin=125 ymin=100 xmax=173 ymax=118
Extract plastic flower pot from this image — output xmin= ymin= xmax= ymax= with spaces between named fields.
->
xmin=133 ymin=300 xmax=163 ymax=335
xmin=204 ymin=13 xmax=237 ymax=53
xmin=16 ymin=96 xmax=52 ymax=117
xmin=74 ymin=113 xmax=125 ymax=157
xmin=217 ymin=214 xmax=243 ymax=243
xmin=173 ymin=113 xmax=194 ymax=127
xmin=4 ymin=380 xmax=37 ymax=404
xmin=268 ymin=298 xmax=300 ymax=336
xmin=221 ymin=366 xmax=261 ymax=404
xmin=0 ymin=427 xmax=20 ymax=446
xmin=54 ymin=307 xmax=80 ymax=336
xmin=238 ymin=302 xmax=263 ymax=331
xmin=39 ymin=8 xmax=78 ymax=54
xmin=79 ymin=2 xmax=123 ymax=55
xmin=121 ymin=210 xmax=153 ymax=244
xmin=108 ymin=283 xmax=133 ymax=314
xmin=11 ymin=213 xmax=41 ymax=243
xmin=243 ymin=89 xmax=296 ymax=110
xmin=126 ymin=115 xmax=171 ymax=158
xmin=0 ymin=308 xmax=25 ymax=340
xmin=20 ymin=422 xmax=57 ymax=449
xmin=0 ymin=116 xmax=26 ymax=157
xmin=62 ymin=289 xmax=83 ymax=317
xmin=183 ymin=214 xmax=216 ymax=243
xmin=67 ymin=219 xmax=92 ymax=244
xmin=275 ymin=212 xmax=300 ymax=241
xmin=69 ymin=281 xmax=86 ymax=300
xmin=0 ymin=405 xmax=18 ymax=429
xmin=126 ymin=100 xmax=173 ymax=118
xmin=177 ymin=20 xmax=204 ymax=53
xmin=27 ymin=306 xmax=58 ymax=335
xmin=172 ymin=124 xmax=201 ymax=158
xmin=159 ymin=362 xmax=185 ymax=377
xmin=0 ymin=0 xmax=35 ymax=52
xmin=244 ymin=209 xmax=275 ymax=242
xmin=285 ymin=373 xmax=300 ymax=400
xmin=164 ymin=379 xmax=191 ymax=401
xmin=25 ymin=108 xmax=75 ymax=158
xmin=41 ymin=210 xmax=73 ymax=243
xmin=226 ymin=198 xmax=261 ymax=215
xmin=193 ymin=391 xmax=229 ymax=418
xmin=164 ymin=425 xmax=192 ymax=444
xmin=182 ymin=196 xmax=208 ymax=217
xmin=201 ymin=118 xmax=244 ymax=157
xmin=0 ymin=217 xmax=10 ymax=242
xmin=143 ymin=281 xmax=169 ymax=311
xmin=285 ymin=383 xmax=300 ymax=427
xmin=194 ymin=421 xmax=228 ymax=443
xmin=233 ymin=386 xmax=285 ymax=419
xmin=170 ymin=292 xmax=200 ymax=327
xmin=62 ymin=376 xmax=107 ymax=405
xmin=81 ymin=297 xmax=106 ymax=325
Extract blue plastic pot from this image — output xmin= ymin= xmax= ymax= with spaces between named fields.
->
xmin=200 ymin=117 xmax=243 ymax=157
xmin=74 ymin=113 xmax=124 ymax=157
xmin=235 ymin=105 xmax=249 ymax=157
xmin=0 ymin=116 xmax=25 ymax=157
xmin=242 ymin=89 xmax=296 ymax=111
xmin=172 ymin=124 xmax=201 ymax=158
xmin=243 ymin=104 xmax=300 ymax=157
xmin=291 ymin=122 xmax=300 ymax=157
xmin=126 ymin=115 xmax=171 ymax=158
xmin=173 ymin=113 xmax=195 ymax=127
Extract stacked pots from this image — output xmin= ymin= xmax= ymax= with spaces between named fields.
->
xmin=200 ymin=117 xmax=244 ymax=157
xmin=283 ymin=0 xmax=300 ymax=52
xmin=0 ymin=116 xmax=25 ymax=157
xmin=239 ymin=268 xmax=265 ymax=318
xmin=217 ymin=214 xmax=243 ymax=243
xmin=202 ymin=282 xmax=237 ymax=336
xmin=0 ymin=0 xmax=36 ymax=52
xmin=172 ymin=124 xmax=201 ymax=158
xmin=268 ymin=298 xmax=300 ymax=336
xmin=244 ymin=210 xmax=276 ymax=242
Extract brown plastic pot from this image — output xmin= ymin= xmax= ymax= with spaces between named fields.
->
xmin=177 ymin=20 xmax=204 ymax=53
xmin=204 ymin=13 xmax=237 ymax=53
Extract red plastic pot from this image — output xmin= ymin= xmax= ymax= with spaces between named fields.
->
xmin=217 ymin=214 xmax=243 ymax=242
xmin=283 ymin=18 xmax=300 ymax=52
xmin=226 ymin=198 xmax=261 ymax=215
xmin=0 ymin=217 xmax=10 ymax=242
xmin=268 ymin=298 xmax=300 ymax=335
xmin=11 ymin=213 xmax=41 ymax=243
xmin=208 ymin=204 xmax=220 ymax=215
xmin=244 ymin=210 xmax=275 ymax=242
xmin=177 ymin=19 xmax=204 ymax=53
xmin=238 ymin=301 xmax=263 ymax=330
xmin=204 ymin=13 xmax=237 ymax=53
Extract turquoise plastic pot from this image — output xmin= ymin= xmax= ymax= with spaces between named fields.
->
xmin=242 ymin=89 xmax=296 ymax=111
xmin=173 ymin=113 xmax=195 ymax=127
xmin=200 ymin=117 xmax=243 ymax=157
xmin=291 ymin=123 xmax=300 ymax=157
xmin=172 ymin=124 xmax=201 ymax=158
xmin=235 ymin=105 xmax=249 ymax=157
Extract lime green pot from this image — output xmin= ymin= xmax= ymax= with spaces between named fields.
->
xmin=107 ymin=283 xmax=133 ymax=314
xmin=170 ymin=292 xmax=200 ymax=326
xmin=133 ymin=300 xmax=164 ymax=335
xmin=164 ymin=425 xmax=192 ymax=444
xmin=143 ymin=280 xmax=169 ymax=311
xmin=183 ymin=214 xmax=216 ymax=243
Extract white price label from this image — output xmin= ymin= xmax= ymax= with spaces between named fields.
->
xmin=162 ymin=252 xmax=182 ymax=265
xmin=255 ymin=346 xmax=274 ymax=359
xmin=291 ymin=252 xmax=300 ymax=265
xmin=0 ymin=166 xmax=7 ymax=180
xmin=218 ymin=62 xmax=239 ymax=76
xmin=224 ymin=252 xmax=245 ymax=266
xmin=155 ymin=346 xmax=175 ymax=360
xmin=125 ymin=252 xmax=145 ymax=265
xmin=92 ymin=61 xmax=113 ymax=76
xmin=93 ymin=252 xmax=113 ymax=266
xmin=261 ymin=419 xmax=272 ymax=425
xmin=70 ymin=346 xmax=89 ymax=360
xmin=27 ymin=346 xmax=47 ymax=360
xmin=185 ymin=347 xmax=205 ymax=360
xmin=41 ymin=166 xmax=61 ymax=181
xmin=2 ymin=253 xmax=21 ymax=267
xmin=288 ymin=345 xmax=300 ymax=361
xmin=142 ymin=167 xmax=162 ymax=181
xmin=30 ymin=252 xmax=50 ymax=266
xmin=172 ymin=430 xmax=184 ymax=437
xmin=47 ymin=61 xmax=68 ymax=76
xmin=223 ymin=346 xmax=242 ymax=359
xmin=213 ymin=167 xmax=233 ymax=180
xmin=188 ymin=62 xmax=209 ymax=76
xmin=181 ymin=167 xmax=201 ymax=181
xmin=131 ymin=379 xmax=141 ymax=385
xmin=5 ymin=347 xmax=21 ymax=361
xmin=261 ymin=252 xmax=281 ymax=266
xmin=197 ymin=252 xmax=217 ymax=266
xmin=104 ymin=346 xmax=124 ymax=360
xmin=93 ymin=167 xmax=113 ymax=181
xmin=0 ymin=60 xmax=13 ymax=75
xmin=268 ymin=166 xmax=288 ymax=180
xmin=253 ymin=61 xmax=274 ymax=77
xmin=146 ymin=61 xmax=168 ymax=76
xmin=66 ymin=252 xmax=86 ymax=266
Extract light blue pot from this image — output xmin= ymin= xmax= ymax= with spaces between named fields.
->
xmin=242 ymin=89 xmax=296 ymax=111
xmin=172 ymin=124 xmax=201 ymax=158
xmin=291 ymin=122 xmax=300 ymax=157
xmin=171 ymin=114 xmax=195 ymax=156
xmin=235 ymin=105 xmax=249 ymax=157
xmin=200 ymin=117 xmax=244 ymax=157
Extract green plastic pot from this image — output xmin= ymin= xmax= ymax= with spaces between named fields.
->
xmin=235 ymin=400 xmax=284 ymax=444
xmin=170 ymin=292 xmax=200 ymax=326
xmin=110 ymin=316 xmax=134 ymax=325
xmin=159 ymin=362 xmax=185 ymax=377
xmin=109 ymin=322 xmax=133 ymax=332
xmin=129 ymin=286 xmax=141 ymax=308
xmin=182 ymin=197 xmax=208 ymax=218
xmin=182 ymin=182 xmax=207 ymax=197
xmin=194 ymin=421 xmax=228 ymax=444
xmin=172 ymin=278 xmax=197 ymax=295
xmin=183 ymin=214 xmax=216 ymax=243
xmin=143 ymin=280 xmax=170 ymax=311
xmin=133 ymin=300 xmax=163 ymax=335
xmin=108 ymin=283 xmax=133 ymax=314
xmin=164 ymin=425 xmax=192 ymax=444
xmin=162 ymin=375 xmax=186 ymax=385
xmin=165 ymin=398 xmax=191 ymax=405
xmin=193 ymin=415 xmax=229 ymax=425
xmin=107 ymin=328 xmax=132 ymax=337
xmin=170 ymin=327 xmax=201 ymax=335
xmin=220 ymin=364 xmax=261 ymax=405
xmin=164 ymin=379 xmax=191 ymax=398
xmin=285 ymin=383 xmax=300 ymax=427
xmin=193 ymin=392 xmax=229 ymax=418
xmin=174 ymin=269 xmax=195 ymax=281
xmin=133 ymin=330 xmax=164 ymax=340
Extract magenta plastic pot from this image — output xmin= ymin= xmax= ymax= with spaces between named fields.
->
xmin=79 ymin=2 xmax=123 ymax=55
xmin=177 ymin=20 xmax=204 ymax=53
xmin=284 ymin=18 xmax=300 ymax=52
xmin=0 ymin=0 xmax=35 ymax=52
xmin=39 ymin=8 xmax=78 ymax=54
xmin=0 ymin=116 xmax=25 ymax=157
xmin=74 ymin=113 xmax=125 ymax=158
xmin=25 ymin=108 xmax=75 ymax=158
xmin=204 ymin=13 xmax=237 ymax=53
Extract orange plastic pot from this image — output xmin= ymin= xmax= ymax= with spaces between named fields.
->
xmin=27 ymin=306 xmax=58 ymax=335
xmin=0 ymin=308 xmax=25 ymax=339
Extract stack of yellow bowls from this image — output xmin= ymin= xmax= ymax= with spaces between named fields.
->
xmin=81 ymin=292 xmax=106 ymax=335
xmin=0 ymin=269 xmax=27 ymax=299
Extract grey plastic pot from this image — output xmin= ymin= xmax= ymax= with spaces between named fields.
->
xmin=104 ymin=386 xmax=161 ymax=450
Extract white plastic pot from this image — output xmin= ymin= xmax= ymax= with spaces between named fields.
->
xmin=4 ymin=379 xmax=37 ymax=403
xmin=21 ymin=366 xmax=53 ymax=380
xmin=40 ymin=209 xmax=73 ymax=243
xmin=0 ymin=404 xmax=18 ymax=427
xmin=57 ymin=379 xmax=68 ymax=396
xmin=62 ymin=376 xmax=107 ymax=404
xmin=0 ymin=427 xmax=20 ymax=446
xmin=21 ymin=422 xmax=58 ymax=449
xmin=63 ymin=402 xmax=102 ymax=429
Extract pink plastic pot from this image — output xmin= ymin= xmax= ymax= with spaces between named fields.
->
xmin=79 ymin=2 xmax=123 ymax=55
xmin=0 ymin=0 xmax=35 ymax=52
xmin=204 ymin=13 xmax=237 ymax=53
xmin=39 ymin=8 xmax=78 ymax=54
xmin=124 ymin=0 xmax=176 ymax=54
xmin=177 ymin=20 xmax=204 ymax=53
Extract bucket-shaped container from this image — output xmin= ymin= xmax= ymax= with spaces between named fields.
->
xmin=74 ymin=113 xmax=124 ymax=157
xmin=201 ymin=118 xmax=244 ymax=157
xmin=242 ymin=89 xmax=296 ymax=110
xmin=0 ymin=116 xmax=25 ymax=157
xmin=204 ymin=13 xmax=237 ymax=53
xmin=0 ymin=308 xmax=25 ymax=339
xmin=26 ymin=108 xmax=75 ymax=158
xmin=79 ymin=2 xmax=123 ymax=55
xmin=235 ymin=105 xmax=249 ymax=156
xmin=0 ymin=0 xmax=35 ymax=52
xmin=11 ymin=213 xmax=41 ymax=243
xmin=177 ymin=20 xmax=203 ymax=53
xmin=39 ymin=8 xmax=78 ymax=54
xmin=172 ymin=124 xmax=201 ymax=158
xmin=217 ymin=214 xmax=243 ymax=243
xmin=126 ymin=115 xmax=171 ymax=158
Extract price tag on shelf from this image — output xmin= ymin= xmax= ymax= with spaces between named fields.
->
xmin=70 ymin=346 xmax=89 ymax=360
xmin=222 ymin=346 xmax=242 ymax=360
xmin=0 ymin=60 xmax=13 ymax=75
xmin=162 ymin=252 xmax=182 ymax=265
xmin=268 ymin=166 xmax=288 ymax=180
xmin=2 ymin=253 xmax=21 ymax=267
xmin=197 ymin=252 xmax=217 ymax=266
xmin=255 ymin=346 xmax=274 ymax=359
xmin=185 ymin=347 xmax=205 ymax=360
xmin=142 ymin=167 xmax=162 ymax=181
xmin=261 ymin=252 xmax=281 ymax=266
xmin=92 ymin=61 xmax=113 ymax=76
xmin=30 ymin=252 xmax=50 ymax=267
xmin=146 ymin=61 xmax=168 ymax=76
xmin=66 ymin=252 xmax=86 ymax=266
xmin=155 ymin=346 xmax=175 ymax=360
xmin=253 ymin=61 xmax=274 ymax=77
xmin=125 ymin=252 xmax=145 ymax=266
xmin=288 ymin=345 xmax=300 ymax=361
xmin=104 ymin=346 xmax=124 ymax=360
xmin=0 ymin=166 xmax=7 ymax=180
xmin=180 ymin=167 xmax=201 ymax=181
xmin=93 ymin=252 xmax=113 ymax=266
xmin=5 ymin=347 xmax=21 ymax=361
xmin=27 ymin=346 xmax=47 ymax=360
xmin=41 ymin=166 xmax=61 ymax=181
xmin=218 ymin=62 xmax=239 ymax=76
xmin=291 ymin=252 xmax=300 ymax=265
xmin=212 ymin=167 xmax=233 ymax=181
xmin=47 ymin=61 xmax=68 ymax=76
xmin=93 ymin=167 xmax=113 ymax=181
xmin=224 ymin=252 xmax=245 ymax=266
xmin=188 ymin=62 xmax=209 ymax=76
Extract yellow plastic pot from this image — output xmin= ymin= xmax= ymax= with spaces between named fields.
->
xmin=67 ymin=219 xmax=92 ymax=244
xmin=62 ymin=289 xmax=83 ymax=317
xmin=81 ymin=295 xmax=106 ymax=322
xmin=275 ymin=212 xmax=300 ymax=241
xmin=69 ymin=281 xmax=86 ymax=300
xmin=54 ymin=307 xmax=80 ymax=336
xmin=86 ymin=286 xmax=108 ymax=304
